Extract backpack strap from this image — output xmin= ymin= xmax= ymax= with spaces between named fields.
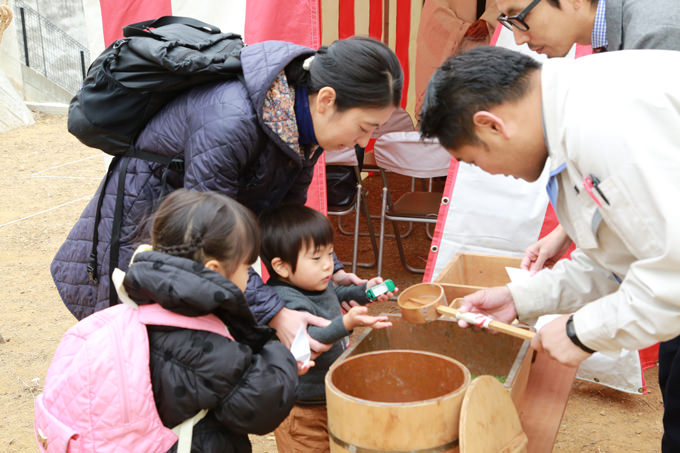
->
xmin=123 ymin=16 xmax=221 ymax=38
xmin=172 ymin=409 xmax=208 ymax=453
xmin=87 ymin=155 xmax=120 ymax=283
xmin=107 ymin=155 xmax=131 ymax=305
xmin=99 ymin=149 xmax=180 ymax=306
xmin=111 ymin=268 xmax=235 ymax=340
xmin=138 ymin=304 xmax=235 ymax=340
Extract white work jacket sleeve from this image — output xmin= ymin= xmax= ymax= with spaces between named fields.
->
xmin=507 ymin=249 xmax=620 ymax=326
xmin=514 ymin=118 xmax=680 ymax=353
xmin=565 ymin=120 xmax=680 ymax=353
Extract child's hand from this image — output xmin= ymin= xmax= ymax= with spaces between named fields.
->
xmin=297 ymin=360 xmax=315 ymax=376
xmin=340 ymin=299 xmax=361 ymax=314
xmin=366 ymin=277 xmax=399 ymax=302
xmin=343 ymin=306 xmax=392 ymax=331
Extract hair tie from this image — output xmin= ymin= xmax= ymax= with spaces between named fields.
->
xmin=302 ymin=55 xmax=315 ymax=71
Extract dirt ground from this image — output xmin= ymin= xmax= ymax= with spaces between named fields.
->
xmin=0 ymin=113 xmax=663 ymax=452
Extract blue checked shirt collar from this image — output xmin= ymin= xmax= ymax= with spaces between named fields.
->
xmin=591 ymin=0 xmax=608 ymax=49
xmin=546 ymin=163 xmax=566 ymax=208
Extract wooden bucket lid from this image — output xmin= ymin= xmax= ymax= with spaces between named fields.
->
xmin=459 ymin=376 xmax=528 ymax=453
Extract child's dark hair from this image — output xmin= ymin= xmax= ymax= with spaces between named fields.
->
xmin=259 ymin=204 xmax=334 ymax=276
xmin=286 ymin=36 xmax=403 ymax=111
xmin=152 ymin=189 xmax=260 ymax=277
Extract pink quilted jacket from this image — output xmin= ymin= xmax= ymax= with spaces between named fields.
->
xmin=34 ymin=303 xmax=232 ymax=452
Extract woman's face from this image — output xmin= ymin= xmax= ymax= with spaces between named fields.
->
xmin=310 ymin=88 xmax=395 ymax=151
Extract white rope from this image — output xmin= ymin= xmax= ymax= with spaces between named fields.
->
xmin=0 ymin=196 xmax=90 ymax=228
xmin=31 ymin=154 xmax=103 ymax=176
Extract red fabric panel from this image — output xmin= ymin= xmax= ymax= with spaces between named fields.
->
xmin=244 ymin=0 xmax=326 ymax=214
xmin=489 ymin=22 xmax=503 ymax=46
xmin=395 ymin=0 xmax=411 ymax=109
xmin=369 ymin=0 xmax=383 ymax=40
xmin=538 ymin=204 xmax=575 ymax=259
xmin=245 ymin=0 xmax=320 ymax=47
xmin=574 ymin=43 xmax=594 ymax=58
xmin=99 ymin=0 xmax=172 ymax=46
xmin=338 ymin=0 xmax=355 ymax=39
xmin=423 ymin=158 xmax=459 ymax=282
xmin=305 ymin=153 xmax=328 ymax=215
xmin=639 ymin=343 xmax=660 ymax=371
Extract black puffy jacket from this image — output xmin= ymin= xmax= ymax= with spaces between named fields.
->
xmin=123 ymin=250 xmax=298 ymax=452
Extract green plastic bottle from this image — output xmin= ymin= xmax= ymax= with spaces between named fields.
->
xmin=365 ymin=279 xmax=395 ymax=300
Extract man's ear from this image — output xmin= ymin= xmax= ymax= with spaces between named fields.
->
xmin=270 ymin=257 xmax=291 ymax=279
xmin=472 ymin=111 xmax=510 ymax=139
xmin=564 ymin=0 xmax=585 ymax=12
xmin=313 ymin=86 xmax=336 ymax=115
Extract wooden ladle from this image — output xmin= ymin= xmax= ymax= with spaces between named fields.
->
xmin=437 ymin=298 xmax=535 ymax=342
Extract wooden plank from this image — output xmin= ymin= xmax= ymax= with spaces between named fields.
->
xmin=517 ymin=351 xmax=577 ymax=453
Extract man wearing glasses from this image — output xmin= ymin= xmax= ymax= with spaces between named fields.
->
xmin=498 ymin=7 xmax=680 ymax=445
xmin=497 ymin=0 xmax=680 ymax=57
xmin=498 ymin=1 xmax=680 ymax=270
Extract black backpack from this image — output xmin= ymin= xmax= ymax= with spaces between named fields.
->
xmin=68 ymin=16 xmax=244 ymax=305
xmin=68 ymin=15 xmax=244 ymax=157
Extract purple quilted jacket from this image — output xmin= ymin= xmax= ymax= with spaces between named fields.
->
xmin=51 ymin=41 xmax=323 ymax=321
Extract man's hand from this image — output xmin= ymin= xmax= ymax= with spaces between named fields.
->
xmin=458 ymin=286 xmax=518 ymax=328
xmin=521 ymin=225 xmax=573 ymax=274
xmin=531 ymin=314 xmax=592 ymax=367
xmin=269 ymin=307 xmax=331 ymax=359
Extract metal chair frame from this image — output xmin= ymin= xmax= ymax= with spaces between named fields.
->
xmin=372 ymin=132 xmax=453 ymax=276
xmin=325 ymin=150 xmax=380 ymax=274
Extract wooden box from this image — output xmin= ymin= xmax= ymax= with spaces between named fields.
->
xmin=436 ymin=252 xmax=522 ymax=287
xmin=434 ymin=253 xmax=522 ymax=303
xmin=339 ymin=314 xmax=533 ymax=406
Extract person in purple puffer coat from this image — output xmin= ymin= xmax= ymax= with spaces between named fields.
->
xmin=51 ymin=36 xmax=403 ymax=354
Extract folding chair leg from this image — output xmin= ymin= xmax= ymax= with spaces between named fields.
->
xmin=359 ymin=191 xmax=379 ymax=265
xmin=426 ymin=222 xmax=436 ymax=240
xmin=377 ymin=186 xmax=388 ymax=277
xmin=350 ymin=183 xmax=361 ymax=274
xmin=391 ymin=219 xmax=425 ymax=274
xmin=336 ymin=184 xmax=380 ymax=272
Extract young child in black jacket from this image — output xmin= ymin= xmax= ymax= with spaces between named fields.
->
xmin=259 ymin=204 xmax=396 ymax=452
xmin=123 ymin=189 xmax=299 ymax=452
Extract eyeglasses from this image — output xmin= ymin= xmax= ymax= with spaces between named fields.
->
xmin=497 ymin=0 xmax=541 ymax=32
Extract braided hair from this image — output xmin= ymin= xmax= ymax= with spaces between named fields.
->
xmin=151 ymin=190 xmax=260 ymax=277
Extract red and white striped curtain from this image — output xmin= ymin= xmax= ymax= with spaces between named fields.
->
xmin=320 ymin=0 xmax=423 ymax=118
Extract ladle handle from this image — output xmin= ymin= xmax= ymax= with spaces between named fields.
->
xmin=436 ymin=305 xmax=535 ymax=342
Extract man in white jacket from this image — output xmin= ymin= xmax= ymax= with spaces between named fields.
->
xmin=419 ymin=46 xmax=680 ymax=450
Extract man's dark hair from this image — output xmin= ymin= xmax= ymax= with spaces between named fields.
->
xmin=259 ymin=204 xmax=334 ymax=276
xmin=419 ymin=46 xmax=541 ymax=150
